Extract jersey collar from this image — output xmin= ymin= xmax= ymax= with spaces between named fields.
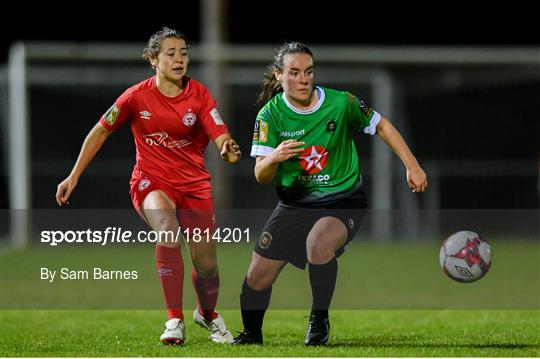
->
xmin=282 ymin=86 xmax=325 ymax=115
xmin=152 ymin=76 xmax=191 ymax=101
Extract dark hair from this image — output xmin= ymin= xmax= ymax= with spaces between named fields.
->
xmin=257 ymin=41 xmax=314 ymax=104
xmin=142 ymin=27 xmax=191 ymax=72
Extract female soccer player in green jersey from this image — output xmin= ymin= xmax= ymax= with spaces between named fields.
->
xmin=232 ymin=42 xmax=428 ymax=346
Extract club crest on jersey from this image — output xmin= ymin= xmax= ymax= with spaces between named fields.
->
xmin=259 ymin=232 xmax=273 ymax=249
xmin=299 ymin=145 xmax=329 ymax=174
xmin=183 ymin=111 xmax=197 ymax=126
xmin=138 ymin=179 xmax=151 ymax=191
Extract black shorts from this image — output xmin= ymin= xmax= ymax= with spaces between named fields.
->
xmin=254 ymin=191 xmax=367 ymax=269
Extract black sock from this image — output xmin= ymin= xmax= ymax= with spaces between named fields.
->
xmin=308 ymin=257 xmax=338 ymax=317
xmin=240 ymin=277 xmax=272 ymax=334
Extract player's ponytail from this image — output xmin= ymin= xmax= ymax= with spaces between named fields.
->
xmin=257 ymin=41 xmax=313 ymax=104
xmin=258 ymin=65 xmax=281 ymax=104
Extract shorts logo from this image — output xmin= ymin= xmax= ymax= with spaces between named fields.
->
xmin=259 ymin=231 xmax=273 ymax=250
xmin=348 ymin=218 xmax=354 ymax=229
xmin=183 ymin=111 xmax=197 ymax=126
xmin=138 ymin=179 xmax=151 ymax=191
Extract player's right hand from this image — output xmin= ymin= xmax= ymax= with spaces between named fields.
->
xmin=56 ymin=176 xmax=78 ymax=206
xmin=269 ymin=139 xmax=305 ymax=163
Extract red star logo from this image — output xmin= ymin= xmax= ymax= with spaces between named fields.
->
xmin=299 ymin=145 xmax=328 ymax=174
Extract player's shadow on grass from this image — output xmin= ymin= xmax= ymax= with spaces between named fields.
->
xmin=324 ymin=335 xmax=537 ymax=349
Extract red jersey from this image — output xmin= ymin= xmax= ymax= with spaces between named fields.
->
xmin=99 ymin=76 xmax=229 ymax=196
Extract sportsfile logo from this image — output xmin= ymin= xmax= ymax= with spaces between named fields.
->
xmin=40 ymin=227 xmax=251 ymax=246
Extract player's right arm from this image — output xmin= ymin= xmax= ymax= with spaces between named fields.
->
xmin=251 ymin=106 xmax=304 ymax=184
xmin=254 ymin=140 xmax=305 ymax=184
xmin=56 ymin=122 xmax=112 ymax=206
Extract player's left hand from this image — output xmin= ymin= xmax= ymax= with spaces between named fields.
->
xmin=407 ymin=165 xmax=428 ymax=193
xmin=220 ymin=139 xmax=242 ymax=164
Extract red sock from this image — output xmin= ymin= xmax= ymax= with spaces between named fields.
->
xmin=191 ymin=268 xmax=219 ymax=321
xmin=156 ymin=245 xmax=184 ymax=320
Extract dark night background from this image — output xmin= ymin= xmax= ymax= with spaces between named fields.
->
xmin=1 ymin=3 xmax=539 ymax=211
xmin=2 ymin=3 xmax=540 ymax=61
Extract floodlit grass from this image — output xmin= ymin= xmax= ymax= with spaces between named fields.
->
xmin=1 ymin=310 xmax=538 ymax=356
xmin=1 ymin=240 xmax=539 ymax=356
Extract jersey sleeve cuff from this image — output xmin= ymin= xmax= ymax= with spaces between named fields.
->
xmin=209 ymin=125 xmax=230 ymax=141
xmin=250 ymin=145 xmax=275 ymax=157
xmin=363 ymin=111 xmax=381 ymax=135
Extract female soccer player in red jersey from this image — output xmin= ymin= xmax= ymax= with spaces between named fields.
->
xmin=56 ymin=27 xmax=241 ymax=345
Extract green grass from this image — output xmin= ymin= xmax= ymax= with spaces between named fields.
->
xmin=1 ymin=240 xmax=539 ymax=356
xmin=1 ymin=241 xmax=539 ymax=309
xmin=1 ymin=309 xmax=538 ymax=356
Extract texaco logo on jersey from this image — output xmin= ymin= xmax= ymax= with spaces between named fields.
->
xmin=138 ymin=179 xmax=151 ymax=191
xmin=183 ymin=111 xmax=197 ymax=126
xmin=299 ymin=145 xmax=329 ymax=174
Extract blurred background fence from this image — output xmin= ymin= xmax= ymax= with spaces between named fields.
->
xmin=0 ymin=3 xmax=539 ymax=248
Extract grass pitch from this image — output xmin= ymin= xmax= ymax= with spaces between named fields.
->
xmin=1 ymin=309 xmax=538 ymax=356
xmin=1 ymin=240 xmax=539 ymax=356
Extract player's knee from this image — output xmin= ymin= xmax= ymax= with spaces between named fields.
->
xmin=307 ymin=252 xmax=334 ymax=265
xmin=193 ymin=256 xmax=218 ymax=277
xmin=306 ymin=240 xmax=334 ymax=264
xmin=150 ymin=214 xmax=178 ymax=233
xmin=246 ymin=268 xmax=273 ymax=291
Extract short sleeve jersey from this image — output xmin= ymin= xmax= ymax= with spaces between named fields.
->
xmin=251 ymin=86 xmax=381 ymax=203
xmin=100 ymin=76 xmax=229 ymax=195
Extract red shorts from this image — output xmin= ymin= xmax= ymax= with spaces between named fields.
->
xmin=130 ymin=175 xmax=216 ymax=232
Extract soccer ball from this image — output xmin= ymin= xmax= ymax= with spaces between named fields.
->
xmin=439 ymin=231 xmax=492 ymax=283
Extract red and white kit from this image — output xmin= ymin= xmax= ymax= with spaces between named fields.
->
xmin=100 ymin=76 xmax=228 ymax=230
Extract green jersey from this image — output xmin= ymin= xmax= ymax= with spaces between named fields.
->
xmin=251 ymin=86 xmax=381 ymax=204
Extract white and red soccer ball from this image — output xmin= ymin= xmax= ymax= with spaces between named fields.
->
xmin=439 ymin=231 xmax=492 ymax=283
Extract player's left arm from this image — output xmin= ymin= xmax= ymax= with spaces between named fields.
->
xmin=376 ymin=116 xmax=428 ymax=193
xmin=214 ymin=133 xmax=242 ymax=164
